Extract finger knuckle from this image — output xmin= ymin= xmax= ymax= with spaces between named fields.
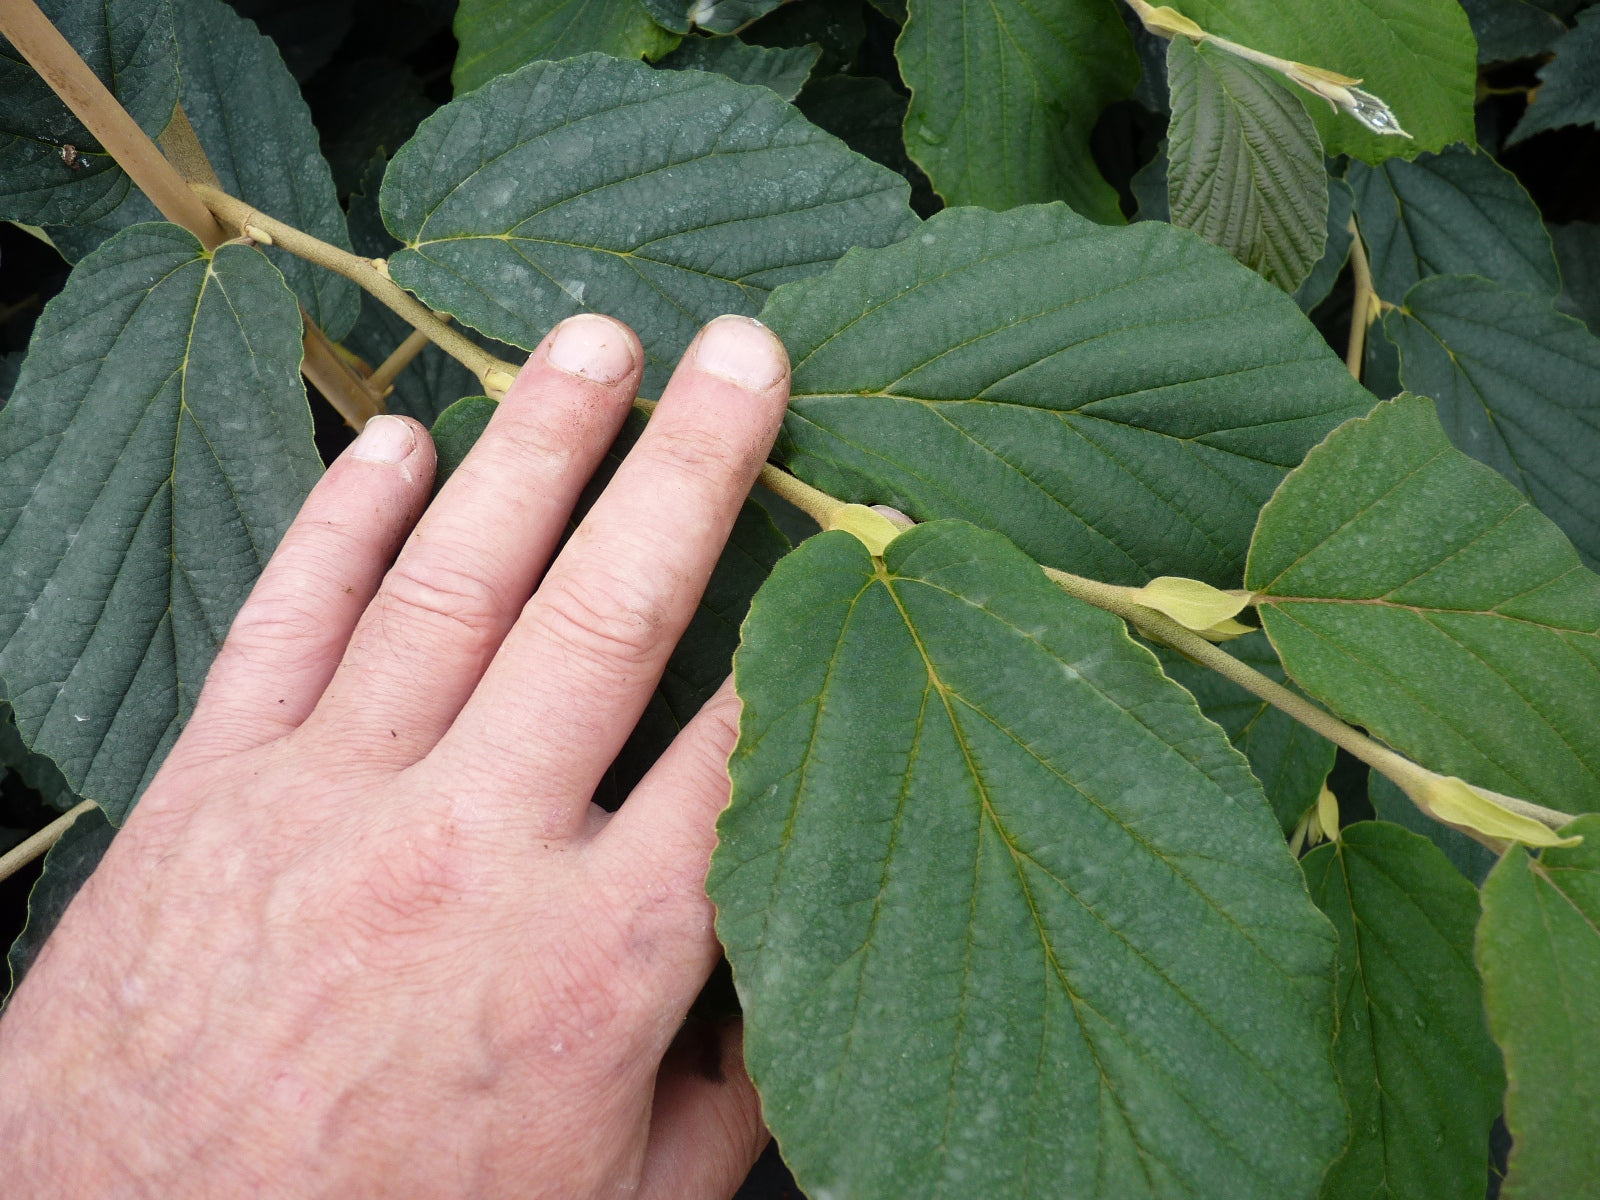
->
xmin=533 ymin=569 xmax=668 ymax=673
xmin=374 ymin=553 xmax=506 ymax=642
xmin=652 ymin=422 xmax=747 ymax=486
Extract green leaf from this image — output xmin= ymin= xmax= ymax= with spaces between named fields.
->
xmin=1165 ymin=37 xmax=1328 ymax=292
xmin=429 ymin=395 xmax=496 ymax=487
xmin=714 ymin=519 xmax=1343 ymax=1199
xmin=0 ymin=0 xmax=178 ymax=225
xmin=655 ymin=33 xmax=820 ymax=99
xmin=4 ymin=805 xmax=115 ymax=1001
xmin=1348 ymin=145 xmax=1559 ymax=302
xmin=765 ymin=203 xmax=1372 ymax=588
xmin=1293 ymin=175 xmax=1354 ymax=313
xmin=1552 ymin=220 xmax=1600 ymax=335
xmin=1171 ymin=0 xmax=1476 ymax=162
xmin=382 ymin=53 xmax=918 ymax=396
xmin=741 ymin=0 xmax=864 ymax=76
xmin=39 ymin=0 xmax=364 ymax=337
xmin=1507 ymin=4 xmax=1600 ymax=144
xmin=1384 ymin=274 xmax=1600 ymax=567
xmin=451 ymin=0 xmax=679 ymax=94
xmin=1460 ymin=0 xmax=1565 ymax=64
xmin=1155 ymin=630 xmax=1336 ymax=833
xmin=0 ymin=224 xmax=322 ymax=821
xmin=1245 ymin=394 xmax=1600 ymax=817
xmin=0 ymin=705 xmax=81 ymax=815
xmin=1477 ymin=813 xmax=1600 ymax=1199
xmin=1301 ymin=822 xmax=1504 ymax=1200
xmin=170 ymin=0 xmax=360 ymax=337
xmin=640 ymin=0 xmax=783 ymax=35
xmin=1368 ymin=770 xmax=1498 ymax=884
xmin=795 ymin=73 xmax=934 ymax=210
xmin=897 ymin=0 xmax=1139 ymax=223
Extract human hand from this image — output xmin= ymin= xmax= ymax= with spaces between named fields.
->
xmin=0 ymin=313 xmax=792 ymax=1198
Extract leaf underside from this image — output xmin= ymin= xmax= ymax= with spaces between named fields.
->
xmin=451 ymin=0 xmax=679 ymax=95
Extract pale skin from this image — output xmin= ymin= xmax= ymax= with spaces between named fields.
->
xmin=0 ymin=312 xmax=793 ymax=1198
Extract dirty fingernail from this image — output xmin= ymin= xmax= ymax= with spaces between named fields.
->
xmin=350 ymin=414 xmax=417 ymax=465
xmin=693 ymin=315 xmax=788 ymax=391
xmin=547 ymin=313 xmax=638 ymax=385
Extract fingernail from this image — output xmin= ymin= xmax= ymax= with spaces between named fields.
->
xmin=694 ymin=315 xmax=788 ymax=391
xmin=350 ymin=415 xmax=416 ymax=465
xmin=547 ymin=313 xmax=638 ymax=385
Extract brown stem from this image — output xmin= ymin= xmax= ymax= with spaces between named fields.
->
xmin=368 ymin=328 xmax=434 ymax=395
xmin=0 ymin=799 xmax=98 ymax=884
xmin=300 ymin=326 xmax=385 ymax=428
xmin=194 ymin=185 xmax=520 ymax=399
xmin=0 ymin=0 xmax=225 ymax=246
xmin=1346 ymin=216 xmax=1377 ymax=380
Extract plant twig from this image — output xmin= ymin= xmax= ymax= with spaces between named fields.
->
xmin=1041 ymin=564 xmax=1574 ymax=837
xmin=1346 ymin=216 xmax=1378 ymax=380
xmin=368 ymin=328 xmax=434 ymax=395
xmin=756 ymin=464 xmax=852 ymax=528
xmin=0 ymin=799 xmax=98 ymax=885
xmin=193 ymin=185 xmax=520 ymax=399
xmin=0 ymin=0 xmax=225 ymax=246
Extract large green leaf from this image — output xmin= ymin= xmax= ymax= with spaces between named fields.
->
xmin=1506 ymin=4 xmax=1600 ymax=145
xmin=655 ymin=33 xmax=819 ymax=99
xmin=1348 ymin=145 xmax=1559 ymax=302
xmin=39 ymin=0 xmax=363 ymax=337
xmin=0 ymin=224 xmax=322 ymax=821
xmin=714 ymin=520 xmax=1343 ymax=1199
xmin=1477 ymin=813 xmax=1600 ymax=1199
xmin=0 ymin=705 xmax=80 ymax=815
xmin=382 ymin=53 xmax=917 ymax=396
xmin=451 ymin=0 xmax=678 ymax=94
xmin=1172 ymin=0 xmax=1476 ymax=162
xmin=3 ymin=804 xmax=115 ymax=1002
xmin=741 ymin=0 xmax=864 ymax=76
xmin=896 ymin=0 xmax=1138 ymax=223
xmin=795 ymin=73 xmax=935 ymax=213
xmin=1165 ymin=37 xmax=1328 ymax=292
xmin=1155 ymin=631 xmax=1335 ymax=833
xmin=764 ymin=203 xmax=1372 ymax=588
xmin=1460 ymin=0 xmax=1565 ymax=63
xmin=640 ymin=0 xmax=783 ymax=34
xmin=0 ymin=0 xmax=178 ymax=225
xmin=1246 ymin=394 xmax=1600 ymax=816
xmin=1302 ymin=822 xmax=1504 ymax=1200
xmin=1552 ymin=221 xmax=1600 ymax=334
xmin=1293 ymin=175 xmax=1354 ymax=313
xmin=1385 ymin=274 xmax=1600 ymax=567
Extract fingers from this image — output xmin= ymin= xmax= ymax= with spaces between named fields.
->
xmin=639 ymin=1021 xmax=769 ymax=1200
xmin=428 ymin=316 xmax=789 ymax=836
xmin=182 ymin=416 xmax=434 ymax=755
xmin=305 ymin=315 xmax=642 ymax=763
xmin=598 ymin=677 xmax=740 ymax=908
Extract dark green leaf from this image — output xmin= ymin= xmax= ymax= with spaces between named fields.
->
xmin=1302 ymin=822 xmax=1503 ymax=1200
xmin=43 ymin=0 xmax=365 ymax=336
xmin=305 ymin=55 xmax=436 ymax=194
xmin=1165 ymin=38 xmax=1328 ymax=291
xmin=866 ymin=0 xmax=904 ymax=19
xmin=1552 ymin=220 xmax=1600 ymax=334
xmin=0 ymin=0 xmax=178 ymax=225
xmin=1294 ymin=175 xmax=1354 ymax=313
xmin=714 ymin=520 xmax=1343 ymax=1199
xmin=4 ymin=805 xmax=114 ymax=1001
xmin=224 ymin=0 xmax=354 ymax=81
xmin=1349 ymin=144 xmax=1559 ymax=301
xmin=1507 ymin=4 xmax=1600 ymax=144
xmin=765 ymin=203 xmax=1372 ymax=587
xmin=1130 ymin=141 xmax=1169 ymax=222
xmin=1246 ymin=394 xmax=1600 ymax=816
xmin=1155 ymin=630 xmax=1336 ymax=833
xmin=1460 ymin=0 xmax=1565 ymax=63
xmin=1172 ymin=0 xmax=1477 ymax=162
xmin=794 ymin=73 xmax=936 ymax=212
xmin=1385 ymin=274 xmax=1600 ymax=566
xmin=0 ymin=705 xmax=80 ymax=815
xmin=382 ymin=53 xmax=918 ymax=395
xmin=1368 ymin=770 xmax=1498 ymax=884
xmin=640 ymin=0 xmax=783 ymax=35
xmin=897 ymin=0 xmax=1139 ymax=223
xmin=1477 ymin=813 xmax=1600 ymax=1199
xmin=429 ymin=394 xmax=496 ymax=486
xmin=0 ymin=224 xmax=321 ymax=821
xmin=451 ymin=0 xmax=679 ymax=94
xmin=655 ymin=33 xmax=819 ymax=99
xmin=741 ymin=0 xmax=864 ymax=76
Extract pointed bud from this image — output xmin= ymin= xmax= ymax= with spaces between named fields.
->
xmin=1126 ymin=576 xmax=1255 ymax=638
xmin=1316 ymin=782 xmax=1341 ymax=844
xmin=1407 ymin=773 xmax=1580 ymax=848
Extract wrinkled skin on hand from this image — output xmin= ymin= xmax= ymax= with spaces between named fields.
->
xmin=0 ymin=314 xmax=792 ymax=1199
